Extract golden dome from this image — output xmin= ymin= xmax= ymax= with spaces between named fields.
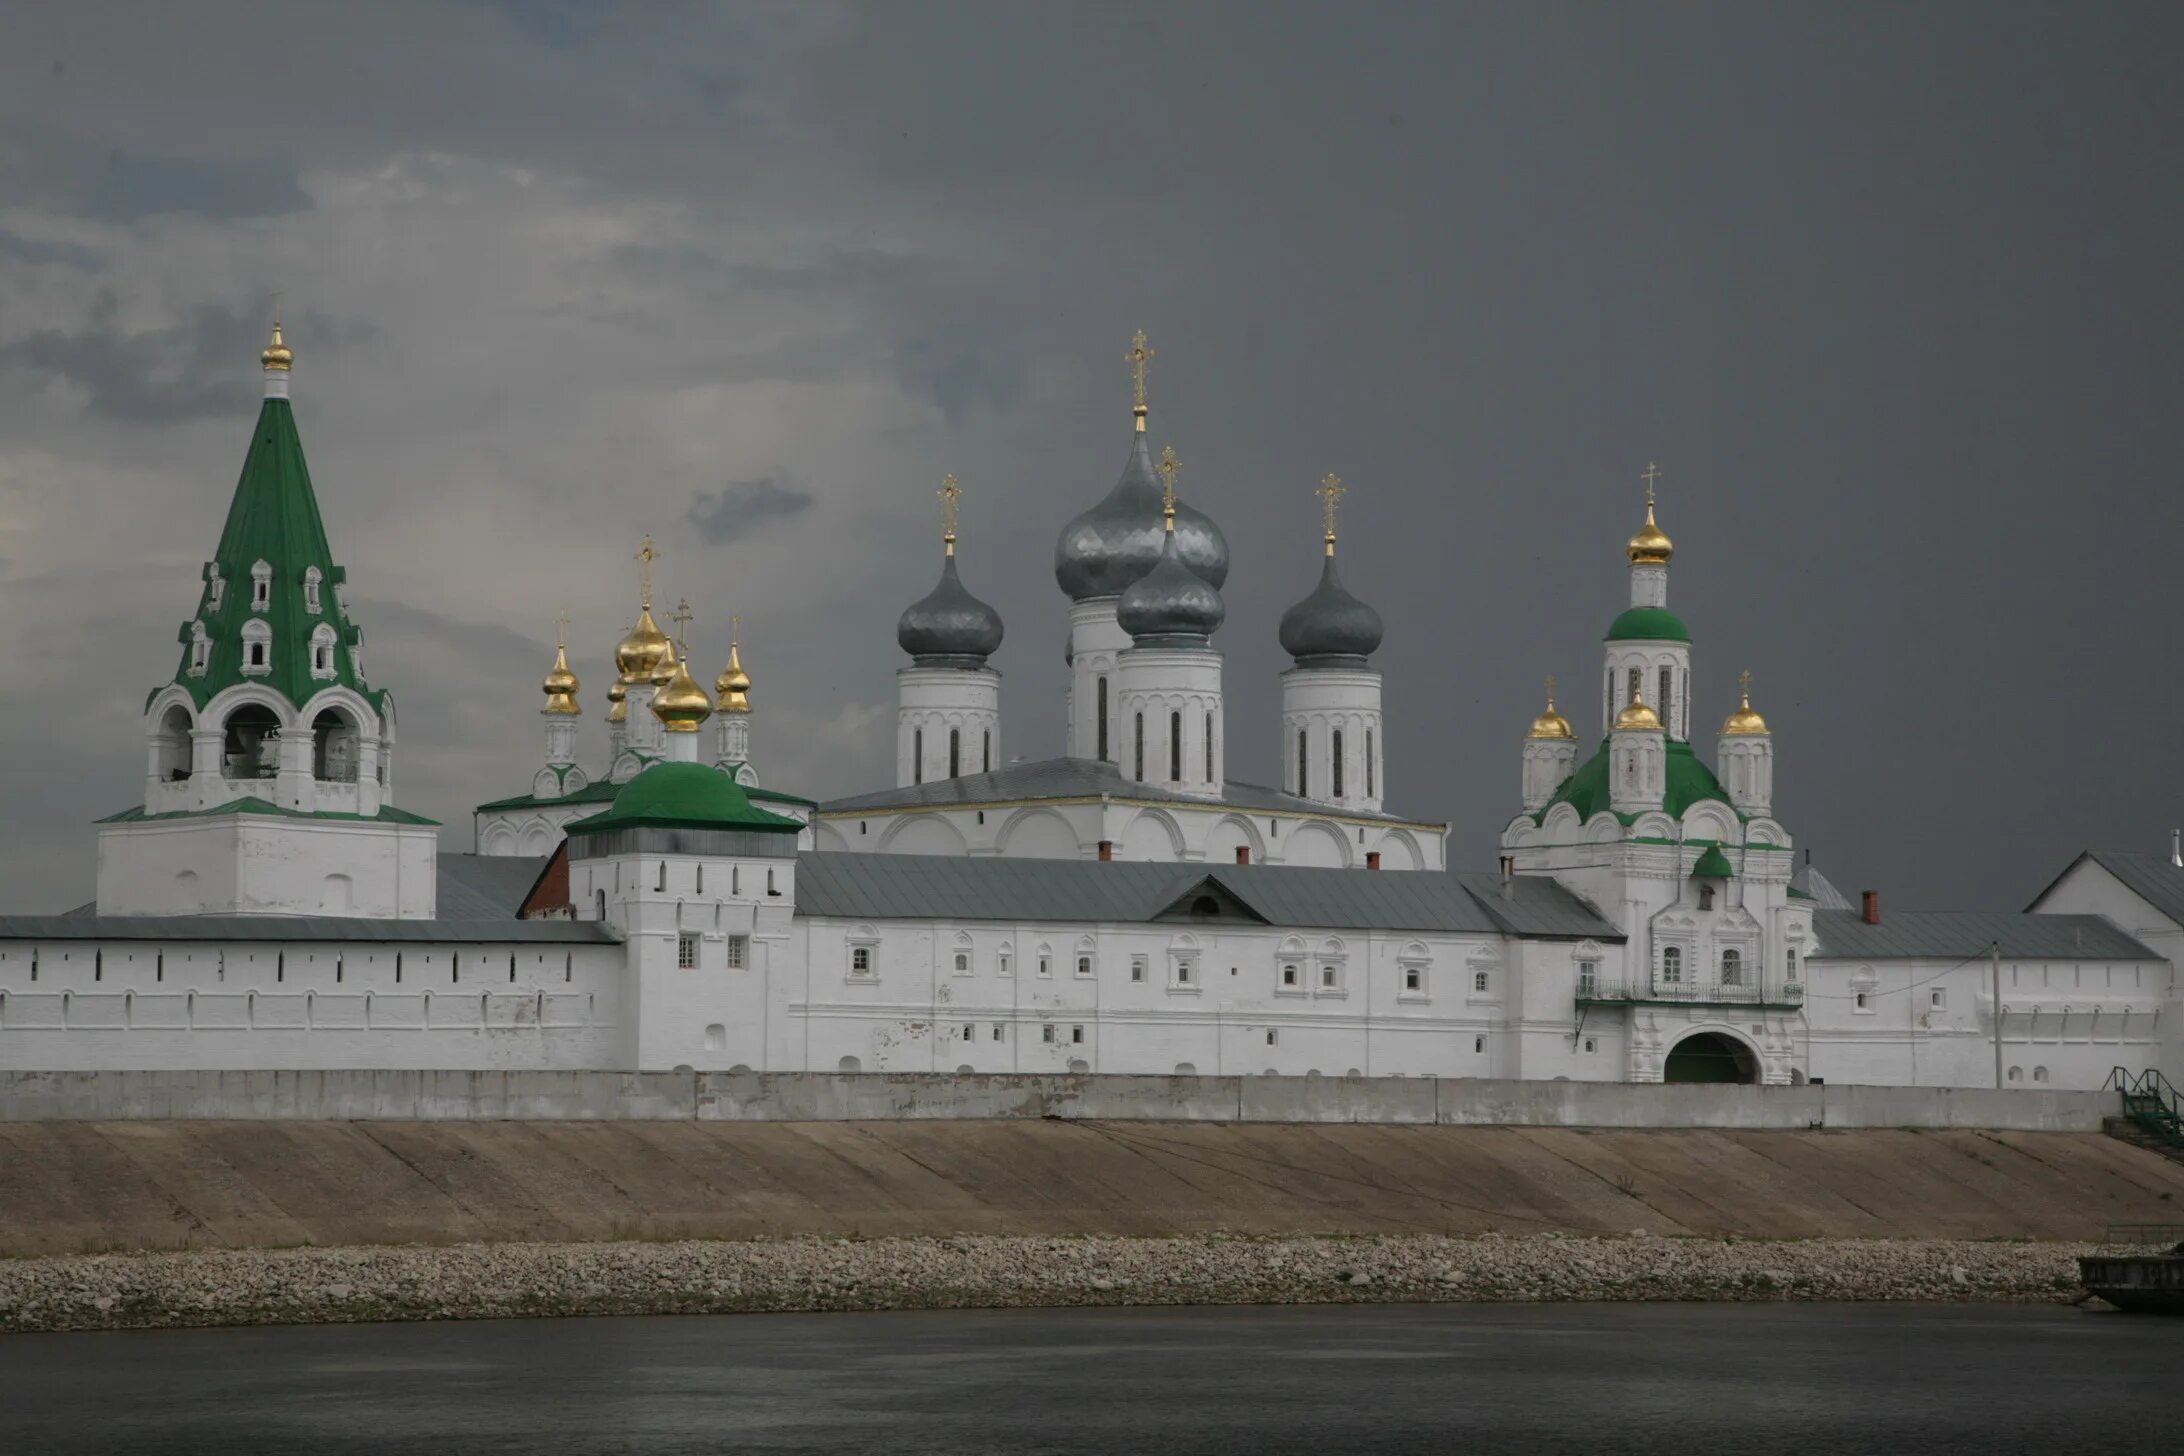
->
xmin=1627 ymin=497 xmax=1673 ymax=566
xmin=649 ymin=635 xmax=679 ymax=687
xmin=715 ymin=639 xmax=752 ymax=713
xmin=614 ymin=607 xmax=672 ymax=683
xmin=542 ymin=642 xmax=581 ymax=716
xmin=1527 ymin=680 xmax=1574 ymax=740
xmin=651 ymin=652 xmax=714 ymax=731
xmin=1722 ymin=674 xmax=1770 ymax=736
xmin=261 ymin=321 xmax=293 ymax=372
xmin=1615 ymin=685 xmax=1663 ymax=731
xmin=605 ymin=678 xmax=628 ymax=723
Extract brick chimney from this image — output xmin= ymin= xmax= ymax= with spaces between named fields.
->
xmin=1366 ymin=851 xmax=1381 ymax=870
xmin=1097 ymin=840 xmax=1113 ymax=862
xmin=1234 ymin=846 xmax=1250 ymax=865
xmin=1862 ymin=890 xmax=1880 ymax=925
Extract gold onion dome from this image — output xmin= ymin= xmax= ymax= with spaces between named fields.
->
xmin=1615 ymin=686 xmax=1663 ymax=731
xmin=652 ymin=652 xmax=714 ymax=731
xmin=715 ymin=641 xmax=752 ymax=712
xmin=261 ymin=321 xmax=293 ymax=371
xmin=1627 ymin=497 xmax=1673 ymax=565
xmin=615 ymin=607 xmax=673 ymax=683
xmin=649 ymin=634 xmax=681 ymax=687
xmin=605 ymin=678 xmax=628 ymax=723
xmin=1528 ymin=686 xmax=1575 ymax=740
xmin=1722 ymin=680 xmax=1770 ymax=736
xmin=541 ymin=643 xmax=581 ymax=715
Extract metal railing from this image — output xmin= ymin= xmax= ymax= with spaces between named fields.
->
xmin=1577 ymin=978 xmax=1805 ymax=1010
xmin=2109 ymin=1066 xmax=2183 ymax=1145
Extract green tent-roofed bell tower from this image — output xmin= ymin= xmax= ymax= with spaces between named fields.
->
xmin=97 ymin=323 xmax=439 ymax=920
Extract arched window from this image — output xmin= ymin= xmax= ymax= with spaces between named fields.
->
xmin=1661 ymin=946 xmax=1683 ymax=983
xmin=1658 ymin=667 xmax=1675 ymax=735
xmin=250 ymin=559 xmax=272 ymax=610
xmin=1297 ymin=729 xmax=1309 ymax=798
xmin=1096 ymin=676 xmax=1109 ymax=761
xmin=1169 ymin=711 xmax=1181 ymax=782
xmin=1721 ymin=948 xmax=1742 ymax=985
xmin=1332 ymin=729 xmax=1345 ymax=798
xmin=309 ymin=623 xmax=338 ymax=679
xmin=948 ymin=728 xmax=961 ymax=779
xmin=303 ymin=565 xmax=323 ymax=614
xmin=982 ymin=730 xmax=991 ymax=774
xmin=1366 ymin=729 xmax=1375 ymax=799
xmin=240 ymin=618 xmax=272 ymax=675
xmin=913 ymin=728 xmax=923 ymax=785
xmin=312 ymin=708 xmax=359 ymax=782
xmin=1786 ymin=947 xmax=1799 ymax=979
xmin=187 ymin=621 xmax=210 ymax=676
xmin=1204 ymin=712 xmax=1214 ymax=783
xmin=1627 ymin=666 xmax=1642 ymax=709
xmin=1698 ymin=884 xmax=1716 ymax=910
xmin=1134 ymin=713 xmax=1145 ymax=781
xmin=221 ymin=703 xmax=281 ymax=779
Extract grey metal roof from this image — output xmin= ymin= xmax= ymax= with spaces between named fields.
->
xmin=1811 ymin=908 xmax=2158 ymax=962
xmin=2049 ymin=851 xmax=2184 ymax=930
xmin=793 ymin=851 xmax=1623 ymax=940
xmin=1790 ymin=861 xmax=1854 ymax=911
xmin=0 ymin=854 xmax=613 ymax=944
xmin=819 ymin=755 xmax=1442 ymax=828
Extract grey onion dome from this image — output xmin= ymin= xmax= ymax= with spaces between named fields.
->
xmin=897 ymin=554 xmax=1005 ymax=666
xmin=1277 ymin=554 xmax=1384 ymax=667
xmin=1116 ymin=528 xmax=1225 ymax=646
xmin=1054 ymin=433 xmax=1230 ymax=600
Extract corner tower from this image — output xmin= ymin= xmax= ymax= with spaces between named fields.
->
xmin=100 ymin=323 xmax=438 ymax=918
xmin=1602 ymin=466 xmax=1693 ymax=740
xmin=1113 ymin=447 xmax=1226 ymax=795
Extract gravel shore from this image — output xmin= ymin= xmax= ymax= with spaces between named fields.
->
xmin=0 ymin=1233 xmax=2096 ymax=1333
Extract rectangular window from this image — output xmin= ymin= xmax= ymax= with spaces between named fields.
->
xmin=1038 ymin=955 xmax=1051 ymax=978
xmin=991 ymin=1024 xmax=1005 ymax=1042
xmin=1854 ymin=991 xmax=1871 ymax=1011
xmin=1332 ymin=729 xmax=1345 ymax=799
xmin=725 ymin=936 xmax=748 ymax=970
xmin=1930 ymin=989 xmax=1946 ymax=1009
xmin=676 ymin=934 xmax=699 ymax=970
xmin=1366 ymin=729 xmax=1375 ymax=799
xmin=1131 ymin=957 xmax=1147 ymax=983
xmin=1169 ymin=710 xmax=1182 ymax=782
xmin=1281 ymin=963 xmax=1299 ymax=987
xmin=1077 ymin=955 xmax=1093 ymax=978
xmin=1584 ymin=1037 xmax=1597 ymax=1053
xmin=1205 ymin=712 xmax=1214 ymax=783
xmin=1473 ymin=970 xmax=1490 ymax=993
xmin=1658 ymin=667 xmax=1674 ymax=734
xmin=1403 ymin=966 xmax=1421 ymax=992
xmin=1042 ymin=1025 xmax=1057 ymax=1044
xmin=1071 ymin=1026 xmax=1085 ymax=1044
xmin=851 ymin=946 xmax=872 ymax=976
xmin=1474 ymin=1035 xmax=1485 ymax=1054
xmin=1096 ymin=677 xmax=1109 ymax=761
xmin=953 ymin=952 xmax=971 ymax=975
xmin=1320 ymin=964 xmax=1337 ymax=988
xmin=962 ymin=1024 xmax=975 ymax=1041
xmin=1134 ymin=713 xmax=1145 ymax=782
xmin=1177 ymin=961 xmax=1194 ymax=986
xmin=1266 ymin=1029 xmax=1278 ymax=1046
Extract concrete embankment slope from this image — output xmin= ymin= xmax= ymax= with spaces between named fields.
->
xmin=4 ymin=1119 xmax=2181 ymax=1258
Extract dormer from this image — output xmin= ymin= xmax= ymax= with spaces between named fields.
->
xmin=249 ymin=558 xmax=273 ymax=612
xmin=303 ymin=565 xmax=323 ymax=614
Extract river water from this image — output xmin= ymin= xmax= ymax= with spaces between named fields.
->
xmin=5 ymin=1302 xmax=2180 ymax=1454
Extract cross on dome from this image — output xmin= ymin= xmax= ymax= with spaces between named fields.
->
xmin=1317 ymin=472 xmax=1347 ymax=556
xmin=939 ymin=473 xmax=962 ymax=555
xmin=1127 ymin=330 xmax=1155 ymax=430
xmin=1157 ymin=446 xmax=1180 ymax=523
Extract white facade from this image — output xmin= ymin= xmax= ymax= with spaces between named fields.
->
xmin=1114 ymin=646 xmax=1224 ymax=796
xmin=1065 ymin=600 xmax=1131 ymax=764
xmin=897 ymin=665 xmax=1002 ymax=786
xmin=1281 ymin=665 xmax=1384 ymax=814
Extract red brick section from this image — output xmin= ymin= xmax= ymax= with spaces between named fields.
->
xmin=519 ymin=842 xmax=572 ymax=918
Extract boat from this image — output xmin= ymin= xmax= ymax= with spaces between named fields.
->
xmin=2080 ymin=1225 xmax=2184 ymax=1313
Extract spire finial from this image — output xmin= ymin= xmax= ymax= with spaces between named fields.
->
xmin=1127 ymin=330 xmax=1155 ymax=432
xmin=1641 ymin=460 xmax=1661 ymax=506
xmin=555 ymin=608 xmax=570 ymax=652
xmin=671 ymin=596 xmax=694 ymax=652
xmin=1545 ymin=674 xmax=1557 ymax=709
xmin=1156 ymin=446 xmax=1180 ymax=530
xmin=1626 ymin=464 xmax=1674 ymax=565
xmin=636 ymin=536 xmax=658 ymax=609
xmin=731 ymin=613 xmax=742 ymax=645
xmin=1738 ymin=667 xmax=1753 ymax=705
xmin=1316 ymin=472 xmax=1347 ymax=557
xmin=939 ymin=473 xmax=962 ymax=556
xmin=260 ymin=301 xmax=293 ymax=384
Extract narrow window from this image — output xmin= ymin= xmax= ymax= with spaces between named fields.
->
xmin=1321 ymin=964 xmax=1336 ymax=989
xmin=1077 ymin=955 xmax=1092 ymax=977
xmin=948 ymin=728 xmax=961 ymax=779
xmin=1332 ymin=729 xmax=1345 ymax=798
xmin=914 ymin=728 xmax=923 ymax=785
xmin=97 ymin=949 xmax=105 ymax=982
xmin=1096 ymin=676 xmax=1110 ymax=761
xmin=1131 ymin=957 xmax=1146 ymax=983
xmin=1038 ymin=955 xmax=1051 ymax=978
xmin=1297 ymin=729 xmax=1308 ymax=797
xmin=696 ymin=864 xmax=704 ymax=894
xmin=1584 ymin=1037 xmax=1597 ymax=1053
xmin=851 ymin=946 xmax=872 ymax=975
xmin=1042 ymin=1025 xmax=1057 ymax=1044
xmin=732 ymin=866 xmax=740 ymax=896
xmin=395 ymin=951 xmax=403 ymax=984
xmin=1658 ymin=667 xmax=1674 ymax=735
xmin=962 ymin=1024 xmax=975 ymax=1042
xmin=1166 ymin=711 xmax=1180 ymax=781
xmin=1627 ymin=666 xmax=1642 ymax=708
xmin=1266 ymin=1029 xmax=1278 ymax=1046
xmin=1698 ymin=884 xmax=1715 ymax=910
xmin=677 ymin=933 xmax=699 ymax=969
xmin=508 ymin=954 xmax=516 ymax=983
xmin=1366 ymin=730 xmax=1375 ymax=799
xmin=991 ymin=1024 xmax=1005 ymax=1042
xmin=1177 ymin=961 xmax=1193 ymax=986
xmin=1282 ymin=963 xmax=1299 ymax=987
xmin=982 ymin=730 xmax=991 ymax=774
xmin=1134 ymin=713 xmax=1145 ymax=781
xmin=726 ymin=936 xmax=748 ymax=970
xmin=1930 ymin=988 xmax=1945 ymax=1009
xmin=1854 ymin=991 xmax=1870 ymax=1011
xmin=1071 ymin=1026 xmax=1085 ymax=1044
xmin=1662 ymin=946 xmax=1682 ymax=984
xmin=656 ymin=860 xmax=666 ymax=892
xmin=1204 ymin=712 xmax=1214 ymax=783
xmin=250 ymin=641 xmax=267 ymax=668
xmin=954 ymin=952 xmax=970 ymax=974
xmin=1473 ymin=969 xmax=1489 ymax=993
xmin=1786 ymin=948 xmax=1799 ymax=979
xmin=1474 ymin=1035 xmax=1485 ymax=1054
xmin=767 ymin=869 xmax=777 ymax=896
xmin=565 ymin=953 xmax=573 ymax=982
xmin=1403 ymin=966 xmax=1420 ymax=992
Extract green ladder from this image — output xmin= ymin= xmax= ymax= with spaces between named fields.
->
xmin=2110 ymin=1067 xmax=2184 ymax=1146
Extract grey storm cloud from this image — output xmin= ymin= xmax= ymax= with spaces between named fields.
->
xmin=0 ymin=229 xmax=102 ymax=269
xmin=0 ymin=294 xmax=375 ymax=423
xmin=686 ymin=477 xmax=816 ymax=545
xmin=78 ymin=151 xmax=311 ymax=223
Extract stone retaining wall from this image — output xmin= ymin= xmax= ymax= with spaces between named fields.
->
xmin=0 ymin=1069 xmax=2117 ymax=1130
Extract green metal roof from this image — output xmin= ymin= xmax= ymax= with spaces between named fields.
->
xmin=1536 ymin=738 xmax=1736 ymax=825
xmin=566 ymin=762 xmax=803 ymax=836
xmin=167 ymin=397 xmax=380 ymax=712
xmin=1604 ymin=606 xmax=1691 ymax=642
xmin=475 ymin=775 xmax=815 ymax=815
xmin=1691 ymin=845 xmax=1735 ymax=878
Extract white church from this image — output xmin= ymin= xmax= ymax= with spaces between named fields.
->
xmin=0 ymin=327 xmax=2172 ymax=1089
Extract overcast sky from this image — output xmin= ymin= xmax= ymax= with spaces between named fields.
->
xmin=0 ymin=1 xmax=2177 ymax=913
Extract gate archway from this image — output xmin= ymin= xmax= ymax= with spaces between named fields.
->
xmin=1663 ymin=1030 xmax=1760 ymax=1085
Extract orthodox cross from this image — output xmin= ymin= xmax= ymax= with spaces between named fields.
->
xmin=671 ymin=597 xmax=694 ymax=651
xmin=1317 ymin=472 xmax=1346 ymax=554
xmin=1156 ymin=446 xmax=1180 ymax=517
xmin=1544 ymin=673 xmax=1558 ymax=708
xmin=1640 ymin=461 xmax=1662 ymax=504
xmin=730 ymin=613 xmax=742 ymax=647
xmin=554 ymin=608 xmax=570 ymax=651
xmin=939 ymin=473 xmax=961 ymax=553
xmin=636 ymin=536 xmax=658 ymax=608
xmin=1738 ymin=668 xmax=1753 ymax=702
xmin=1127 ymin=330 xmax=1155 ymax=424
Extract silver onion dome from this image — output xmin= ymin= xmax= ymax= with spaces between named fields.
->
xmin=1277 ymin=554 xmax=1383 ymax=666
xmin=1054 ymin=433 xmax=1229 ymax=601
xmin=898 ymin=554 xmax=1004 ymax=666
xmin=1116 ymin=529 xmax=1225 ymax=645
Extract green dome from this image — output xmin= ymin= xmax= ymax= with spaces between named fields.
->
xmin=1604 ymin=606 xmax=1691 ymax=643
xmin=567 ymin=762 xmax=802 ymax=835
